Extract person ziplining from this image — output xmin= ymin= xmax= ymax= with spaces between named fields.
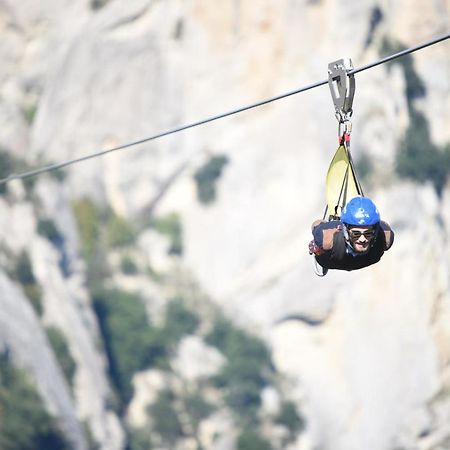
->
xmin=309 ymin=59 xmax=394 ymax=276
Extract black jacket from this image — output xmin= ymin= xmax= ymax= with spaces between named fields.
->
xmin=312 ymin=220 xmax=394 ymax=271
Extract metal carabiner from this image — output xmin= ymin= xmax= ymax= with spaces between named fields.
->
xmin=328 ymin=58 xmax=355 ymax=123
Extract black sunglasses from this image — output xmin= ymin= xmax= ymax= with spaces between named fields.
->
xmin=348 ymin=229 xmax=375 ymax=239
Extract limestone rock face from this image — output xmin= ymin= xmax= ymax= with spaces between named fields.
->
xmin=0 ymin=270 xmax=88 ymax=450
xmin=0 ymin=1 xmax=449 ymax=450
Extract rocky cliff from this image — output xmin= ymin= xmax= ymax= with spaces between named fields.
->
xmin=0 ymin=1 xmax=450 ymax=449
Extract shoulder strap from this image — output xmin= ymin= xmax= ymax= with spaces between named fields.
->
xmin=330 ymin=226 xmax=347 ymax=261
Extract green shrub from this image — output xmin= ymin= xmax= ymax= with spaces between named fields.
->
xmin=90 ymin=0 xmax=109 ymax=10
xmin=120 ymin=254 xmax=138 ymax=275
xmin=163 ymin=298 xmax=200 ymax=344
xmin=355 ymin=152 xmax=373 ymax=185
xmin=14 ymin=251 xmax=35 ymax=285
xmin=0 ymin=151 xmax=14 ymax=195
xmin=93 ymin=289 xmax=168 ymax=409
xmin=0 ymin=352 xmax=70 ymax=450
xmin=148 ymin=389 xmax=184 ymax=447
xmin=275 ymin=401 xmax=305 ymax=442
xmin=72 ymin=198 xmax=110 ymax=289
xmin=381 ymin=38 xmax=450 ymax=195
xmin=72 ymin=198 xmax=102 ymax=262
xmin=194 ymin=155 xmax=229 ymax=204
xmin=127 ymin=426 xmax=153 ymax=450
xmin=13 ymin=252 xmax=43 ymax=315
xmin=236 ymin=430 xmax=272 ymax=450
xmin=37 ymin=219 xmax=62 ymax=244
xmin=205 ymin=317 xmax=272 ymax=422
xmin=23 ymin=284 xmax=43 ymax=316
xmin=0 ymin=150 xmax=36 ymax=195
xmin=183 ymin=391 xmax=215 ymax=432
xmin=396 ymin=110 xmax=450 ymax=195
xmin=23 ymin=103 xmax=37 ymax=126
xmin=151 ymin=213 xmax=183 ymax=255
xmin=364 ymin=6 xmax=383 ymax=48
xmin=46 ymin=326 xmax=77 ymax=388
xmin=106 ymin=215 xmax=137 ymax=248
xmin=380 ymin=38 xmax=426 ymax=106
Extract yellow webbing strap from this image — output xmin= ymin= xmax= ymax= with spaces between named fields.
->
xmin=325 ymin=144 xmax=361 ymax=219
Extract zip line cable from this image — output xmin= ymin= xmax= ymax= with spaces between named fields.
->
xmin=1 ymin=30 xmax=449 ymax=186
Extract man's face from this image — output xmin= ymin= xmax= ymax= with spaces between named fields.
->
xmin=348 ymin=226 xmax=376 ymax=253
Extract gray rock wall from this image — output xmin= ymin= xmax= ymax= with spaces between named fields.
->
xmin=0 ymin=1 xmax=449 ymax=449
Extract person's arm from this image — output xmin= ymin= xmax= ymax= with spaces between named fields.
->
xmin=311 ymin=221 xmax=340 ymax=252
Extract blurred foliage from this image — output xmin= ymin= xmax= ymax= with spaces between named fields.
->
xmin=236 ymin=430 xmax=273 ymax=450
xmin=364 ymin=6 xmax=383 ymax=48
xmin=106 ymin=214 xmax=137 ymax=248
xmin=72 ymin=198 xmax=110 ymax=289
xmin=380 ymin=38 xmax=426 ymax=107
xmin=45 ymin=326 xmax=77 ymax=389
xmin=37 ymin=218 xmax=63 ymax=244
xmin=163 ymin=297 xmax=200 ymax=344
xmin=148 ymin=389 xmax=184 ymax=447
xmin=127 ymin=426 xmax=153 ymax=450
xmin=12 ymin=251 xmax=43 ymax=315
xmin=194 ymin=154 xmax=229 ymax=204
xmin=183 ymin=390 xmax=215 ymax=433
xmin=14 ymin=251 xmax=36 ymax=285
xmin=380 ymin=38 xmax=450 ymax=195
xmin=151 ymin=212 xmax=183 ymax=256
xmin=92 ymin=288 xmax=168 ymax=409
xmin=90 ymin=0 xmax=110 ymax=10
xmin=22 ymin=103 xmax=37 ymax=126
xmin=396 ymin=109 xmax=450 ymax=196
xmin=275 ymin=401 xmax=305 ymax=444
xmin=0 ymin=352 xmax=70 ymax=450
xmin=72 ymin=197 xmax=103 ymax=262
xmin=0 ymin=150 xmax=36 ymax=195
xmin=354 ymin=152 xmax=373 ymax=186
xmin=120 ymin=254 xmax=138 ymax=275
xmin=83 ymin=421 xmax=101 ymax=450
xmin=0 ymin=151 xmax=14 ymax=195
xmin=206 ymin=316 xmax=272 ymax=423
xmin=73 ymin=198 xmax=143 ymax=286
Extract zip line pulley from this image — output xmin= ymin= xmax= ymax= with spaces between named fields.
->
xmin=328 ymin=58 xmax=355 ymax=125
xmin=324 ymin=58 xmax=363 ymax=222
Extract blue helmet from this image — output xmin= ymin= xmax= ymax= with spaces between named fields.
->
xmin=341 ymin=196 xmax=380 ymax=226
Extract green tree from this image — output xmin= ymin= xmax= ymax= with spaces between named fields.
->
xmin=0 ymin=353 xmax=70 ymax=450
xmin=194 ymin=155 xmax=229 ymax=204
xmin=120 ymin=254 xmax=138 ymax=275
xmin=163 ymin=298 xmax=200 ymax=344
xmin=127 ymin=426 xmax=153 ymax=450
xmin=0 ymin=151 xmax=14 ymax=195
xmin=0 ymin=150 xmax=36 ymax=194
xmin=106 ymin=214 xmax=137 ymax=248
xmin=236 ymin=430 xmax=272 ymax=450
xmin=72 ymin=198 xmax=102 ymax=262
xmin=275 ymin=401 xmax=305 ymax=443
xmin=148 ymin=389 xmax=184 ymax=447
xmin=206 ymin=316 xmax=272 ymax=422
xmin=46 ymin=326 xmax=77 ymax=388
xmin=72 ymin=198 xmax=110 ymax=289
xmin=151 ymin=213 xmax=183 ymax=255
xmin=396 ymin=109 xmax=450 ymax=196
xmin=12 ymin=251 xmax=43 ymax=315
xmin=93 ymin=289 xmax=168 ymax=409
xmin=183 ymin=391 xmax=215 ymax=433
xmin=37 ymin=219 xmax=62 ymax=244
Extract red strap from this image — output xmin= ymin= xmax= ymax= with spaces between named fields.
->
xmin=339 ymin=132 xmax=351 ymax=145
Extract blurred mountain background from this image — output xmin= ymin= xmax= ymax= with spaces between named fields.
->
xmin=0 ymin=1 xmax=450 ymax=449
